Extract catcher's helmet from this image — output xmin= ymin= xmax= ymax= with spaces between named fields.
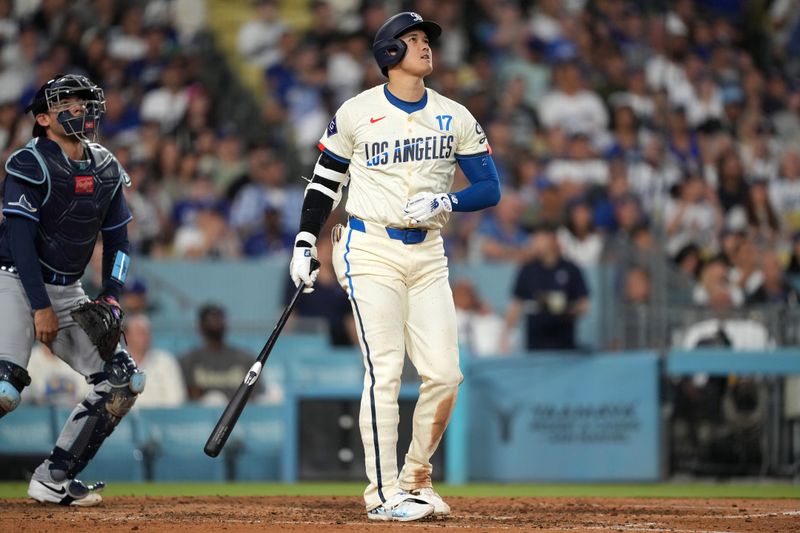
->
xmin=27 ymin=73 xmax=106 ymax=142
xmin=373 ymin=12 xmax=441 ymax=77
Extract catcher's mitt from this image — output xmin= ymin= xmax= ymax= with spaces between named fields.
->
xmin=70 ymin=299 xmax=124 ymax=361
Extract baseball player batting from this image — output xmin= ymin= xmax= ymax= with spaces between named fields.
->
xmin=289 ymin=12 xmax=500 ymax=522
xmin=0 ymin=74 xmax=144 ymax=506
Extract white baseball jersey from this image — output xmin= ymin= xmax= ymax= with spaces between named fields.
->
xmin=319 ymin=85 xmax=490 ymax=229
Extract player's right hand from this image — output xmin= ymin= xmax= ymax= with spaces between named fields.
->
xmin=34 ymin=307 xmax=59 ymax=345
xmin=290 ymin=245 xmax=319 ymax=293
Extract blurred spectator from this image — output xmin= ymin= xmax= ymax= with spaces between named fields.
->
xmin=140 ymin=56 xmax=190 ymax=133
xmin=557 ymin=196 xmax=603 ymax=268
xmin=108 ymin=5 xmax=148 ymax=62
xmin=546 ymin=129 xmax=609 ymax=196
xmin=624 ymin=265 xmax=651 ymax=305
xmin=452 ymin=278 xmax=504 ymax=357
xmin=714 ymin=149 xmax=749 ymax=216
xmin=521 ymin=175 xmax=563 ymax=230
xmin=326 ymin=31 xmax=367 ymax=108
xmin=283 ymin=237 xmax=354 ymax=346
xmin=181 ymin=304 xmax=258 ymax=404
xmin=173 ymin=201 xmax=241 ymax=259
xmin=237 ymin=0 xmax=287 ymax=70
xmin=787 ymin=232 xmax=800 ymax=275
xmin=744 ymin=178 xmax=781 ymax=246
xmin=24 ymin=344 xmax=92 ymax=406
xmin=230 ymin=147 xmax=295 ymax=238
xmin=664 ymin=173 xmax=722 ymax=257
xmin=502 ymin=224 xmax=589 ymax=351
xmin=243 ymin=207 xmax=293 ymax=258
xmin=601 ymin=193 xmax=647 ymax=265
xmin=769 ymin=148 xmax=800 ymax=232
xmin=693 ymin=255 xmax=744 ymax=308
xmin=125 ymin=313 xmax=186 ymax=408
xmin=476 ymin=190 xmax=532 ymax=263
xmin=668 ymin=243 xmax=701 ymax=306
xmin=729 ymin=238 xmax=764 ymax=299
xmin=121 ymin=277 xmax=150 ymax=314
xmin=747 ymin=251 xmax=799 ymax=306
xmin=537 ymin=58 xmax=608 ymax=143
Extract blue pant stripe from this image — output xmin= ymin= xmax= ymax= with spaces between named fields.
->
xmin=344 ymin=227 xmax=385 ymax=503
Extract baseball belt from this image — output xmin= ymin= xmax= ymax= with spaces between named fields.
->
xmin=348 ymin=216 xmax=438 ymax=245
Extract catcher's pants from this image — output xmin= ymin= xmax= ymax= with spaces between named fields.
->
xmin=332 ymin=218 xmax=462 ymax=511
xmin=0 ymin=270 xmax=119 ymax=482
xmin=0 ymin=270 xmax=101 ymax=375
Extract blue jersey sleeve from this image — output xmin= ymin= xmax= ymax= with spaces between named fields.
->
xmin=449 ymin=153 xmax=501 ymax=212
xmin=100 ymin=185 xmax=133 ymax=231
xmin=2 ymin=175 xmax=47 ymax=222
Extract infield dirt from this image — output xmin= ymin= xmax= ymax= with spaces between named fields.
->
xmin=2 ymin=496 xmax=798 ymax=532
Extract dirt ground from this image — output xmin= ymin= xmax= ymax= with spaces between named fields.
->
xmin=1 ymin=496 xmax=798 ymax=532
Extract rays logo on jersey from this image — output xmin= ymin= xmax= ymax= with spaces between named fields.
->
xmin=327 ymin=116 xmax=338 ymax=137
xmin=364 ymin=135 xmax=454 ymax=167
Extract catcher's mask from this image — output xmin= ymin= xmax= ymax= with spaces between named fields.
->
xmin=372 ymin=12 xmax=441 ymax=77
xmin=26 ymin=74 xmax=106 ymax=142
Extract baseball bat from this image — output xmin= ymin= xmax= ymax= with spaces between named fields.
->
xmin=204 ymin=259 xmax=319 ymax=458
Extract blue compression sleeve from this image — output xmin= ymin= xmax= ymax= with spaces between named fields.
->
xmin=451 ymin=153 xmax=501 ymax=211
xmin=100 ymin=224 xmax=131 ymax=301
xmin=6 ymin=216 xmax=51 ymax=309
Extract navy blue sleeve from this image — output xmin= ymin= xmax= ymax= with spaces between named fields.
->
xmin=6 ymin=216 xmax=50 ymax=309
xmin=568 ymin=263 xmax=589 ymax=301
xmin=512 ymin=263 xmax=533 ymax=301
xmin=100 ymin=184 xmax=133 ymax=231
xmin=450 ymin=153 xmax=501 ymax=212
xmin=2 ymin=175 xmax=46 ymax=222
xmin=99 ymin=224 xmax=130 ymax=301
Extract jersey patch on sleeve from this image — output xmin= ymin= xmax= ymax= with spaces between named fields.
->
xmin=326 ymin=116 xmax=338 ymax=137
xmin=476 ymin=122 xmax=486 ymax=144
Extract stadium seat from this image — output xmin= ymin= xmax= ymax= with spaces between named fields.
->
xmin=136 ymin=406 xmax=226 ymax=481
xmin=0 ymin=406 xmax=55 ymax=455
xmin=225 ymin=406 xmax=284 ymax=481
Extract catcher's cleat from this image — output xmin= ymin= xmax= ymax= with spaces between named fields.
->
xmin=367 ymin=491 xmax=434 ymax=522
xmin=28 ymin=478 xmax=105 ymax=507
xmin=411 ymin=487 xmax=451 ymax=516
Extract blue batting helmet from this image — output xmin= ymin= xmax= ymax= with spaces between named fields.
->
xmin=372 ymin=12 xmax=441 ymax=77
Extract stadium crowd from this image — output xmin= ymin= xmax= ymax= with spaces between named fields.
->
xmin=1 ymin=0 xmax=800 ymax=352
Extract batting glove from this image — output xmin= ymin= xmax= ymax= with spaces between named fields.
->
xmin=290 ymin=235 xmax=319 ymax=293
xmin=403 ymin=191 xmax=453 ymax=223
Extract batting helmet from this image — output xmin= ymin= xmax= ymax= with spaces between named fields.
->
xmin=373 ymin=12 xmax=442 ymax=77
xmin=26 ymin=73 xmax=106 ymax=141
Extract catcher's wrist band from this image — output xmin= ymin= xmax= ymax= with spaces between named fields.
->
xmin=111 ymin=251 xmax=129 ymax=284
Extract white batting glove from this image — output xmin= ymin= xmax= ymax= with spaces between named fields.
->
xmin=290 ymin=243 xmax=319 ymax=294
xmin=403 ymin=192 xmax=453 ymax=223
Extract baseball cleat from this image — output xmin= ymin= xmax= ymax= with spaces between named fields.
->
xmin=28 ymin=478 xmax=105 ymax=506
xmin=367 ymin=491 xmax=434 ymax=522
xmin=411 ymin=487 xmax=451 ymax=516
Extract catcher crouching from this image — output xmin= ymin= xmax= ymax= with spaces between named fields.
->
xmin=0 ymin=74 xmax=144 ymax=506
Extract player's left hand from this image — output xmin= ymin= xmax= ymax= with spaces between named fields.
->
xmin=403 ymin=192 xmax=453 ymax=223
xmin=290 ymin=245 xmax=319 ymax=293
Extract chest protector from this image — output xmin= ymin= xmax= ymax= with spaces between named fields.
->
xmin=5 ymin=138 xmax=129 ymax=277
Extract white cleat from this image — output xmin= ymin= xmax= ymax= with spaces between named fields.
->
xmin=411 ymin=487 xmax=451 ymax=516
xmin=28 ymin=478 xmax=105 ymax=507
xmin=367 ymin=491 xmax=434 ymax=522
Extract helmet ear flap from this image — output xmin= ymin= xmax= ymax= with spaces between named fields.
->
xmin=374 ymin=38 xmax=407 ymax=76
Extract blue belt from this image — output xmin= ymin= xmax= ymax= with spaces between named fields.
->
xmin=349 ymin=216 xmax=428 ymax=245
